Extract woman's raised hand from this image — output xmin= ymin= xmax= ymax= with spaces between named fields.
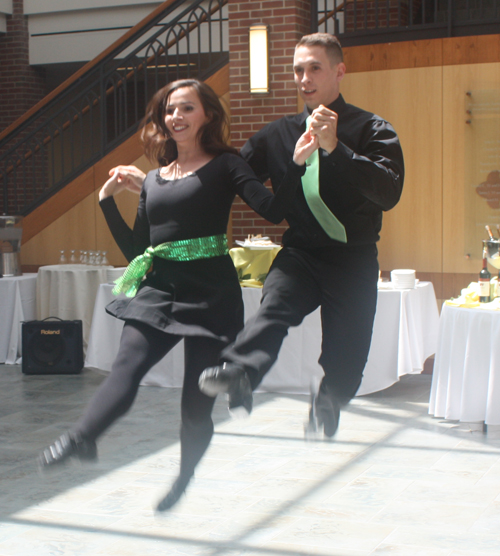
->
xmin=99 ymin=165 xmax=146 ymax=200
xmin=292 ymin=130 xmax=319 ymax=167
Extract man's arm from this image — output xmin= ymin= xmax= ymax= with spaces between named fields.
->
xmin=328 ymin=118 xmax=404 ymax=211
xmin=309 ymin=105 xmax=404 ymax=211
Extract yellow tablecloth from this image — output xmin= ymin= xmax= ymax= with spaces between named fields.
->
xmin=229 ymin=247 xmax=281 ymax=288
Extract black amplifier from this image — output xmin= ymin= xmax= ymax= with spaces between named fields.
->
xmin=22 ymin=318 xmax=83 ymax=375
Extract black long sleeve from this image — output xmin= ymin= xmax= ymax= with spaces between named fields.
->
xmin=225 ymin=153 xmax=305 ymax=224
xmin=99 ymin=153 xmax=305 ymax=260
xmin=240 ymin=94 xmax=404 ymax=249
xmin=99 ymin=194 xmax=150 ymax=262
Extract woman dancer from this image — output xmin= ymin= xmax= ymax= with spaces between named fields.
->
xmin=38 ymin=78 xmax=317 ymax=511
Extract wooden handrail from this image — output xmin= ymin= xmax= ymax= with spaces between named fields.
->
xmin=0 ymin=0 xmax=179 ymax=143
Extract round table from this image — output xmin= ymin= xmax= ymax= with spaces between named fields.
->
xmin=85 ymin=281 xmax=439 ymax=396
xmin=36 ymin=264 xmax=114 ymax=349
xmin=429 ymin=303 xmax=500 ymax=425
xmin=0 ymin=274 xmax=37 ymax=364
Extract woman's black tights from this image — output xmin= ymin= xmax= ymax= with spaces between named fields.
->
xmin=74 ymin=320 xmax=223 ymax=480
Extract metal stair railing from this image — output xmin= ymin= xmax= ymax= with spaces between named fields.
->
xmin=0 ymin=0 xmax=228 ymax=217
xmin=315 ymin=0 xmax=500 ymax=46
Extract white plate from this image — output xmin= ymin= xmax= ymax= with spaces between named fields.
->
xmin=235 ymin=241 xmax=280 ymax=249
xmin=391 ymin=278 xmax=419 ymax=289
xmin=249 ymin=245 xmax=280 ymax=250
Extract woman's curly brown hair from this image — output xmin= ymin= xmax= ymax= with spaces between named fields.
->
xmin=141 ymin=78 xmax=237 ymax=166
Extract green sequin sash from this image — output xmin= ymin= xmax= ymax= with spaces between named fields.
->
xmin=113 ymin=234 xmax=228 ymax=297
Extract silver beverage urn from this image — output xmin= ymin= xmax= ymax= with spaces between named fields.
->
xmin=0 ymin=216 xmax=23 ymax=277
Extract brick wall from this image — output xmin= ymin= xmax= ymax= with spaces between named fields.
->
xmin=0 ymin=0 xmax=48 ymax=215
xmin=0 ymin=0 xmax=46 ymax=134
xmin=228 ymin=0 xmax=311 ymax=245
xmin=345 ymin=0 xmax=410 ymax=31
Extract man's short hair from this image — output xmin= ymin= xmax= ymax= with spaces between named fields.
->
xmin=296 ymin=33 xmax=343 ymax=65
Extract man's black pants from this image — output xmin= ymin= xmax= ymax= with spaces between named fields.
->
xmin=221 ymin=244 xmax=379 ymax=405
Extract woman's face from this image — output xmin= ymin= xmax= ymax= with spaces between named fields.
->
xmin=164 ymin=86 xmax=209 ymax=147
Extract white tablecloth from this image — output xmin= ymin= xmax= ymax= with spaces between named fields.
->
xmin=0 ymin=274 xmax=37 ymax=364
xmin=36 ymin=264 xmax=113 ymax=350
xmin=429 ymin=304 xmax=500 ymax=425
xmin=85 ymin=281 xmax=439 ymax=395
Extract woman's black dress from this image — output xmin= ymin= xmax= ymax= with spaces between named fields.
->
xmin=100 ymin=152 xmax=305 ymax=344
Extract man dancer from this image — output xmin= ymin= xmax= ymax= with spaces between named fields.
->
xmin=199 ymin=33 xmax=404 ymax=437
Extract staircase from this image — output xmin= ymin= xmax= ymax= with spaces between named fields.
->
xmin=0 ymin=0 xmax=229 ymax=243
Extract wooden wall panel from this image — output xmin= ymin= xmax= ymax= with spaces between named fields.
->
xmin=341 ymin=66 xmax=443 ymax=274
xmin=442 ymin=35 xmax=500 ymax=66
xmin=442 ymin=62 xmax=500 ymax=274
xmin=21 ymin=192 xmax=99 ymax=266
xmin=205 ymin=63 xmax=230 ymax=98
xmin=344 ymin=34 xmax=500 ymax=74
xmin=21 ymin=153 xmax=153 ymax=268
xmin=22 ymin=132 xmax=144 ymax=244
xmin=344 ymin=39 xmax=444 ymax=73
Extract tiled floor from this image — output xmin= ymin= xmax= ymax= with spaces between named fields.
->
xmin=1 ymin=364 xmax=500 ymax=556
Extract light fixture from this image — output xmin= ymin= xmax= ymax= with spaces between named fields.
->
xmin=249 ymin=24 xmax=269 ymax=94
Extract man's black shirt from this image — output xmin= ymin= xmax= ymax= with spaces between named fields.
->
xmin=240 ymin=94 xmax=404 ymax=257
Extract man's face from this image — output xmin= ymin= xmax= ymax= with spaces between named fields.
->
xmin=293 ymin=45 xmax=345 ymax=109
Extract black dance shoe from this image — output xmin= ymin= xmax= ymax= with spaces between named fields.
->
xmin=198 ymin=363 xmax=253 ymax=414
xmin=304 ymin=392 xmax=340 ymax=439
xmin=156 ymin=475 xmax=191 ymax=512
xmin=38 ymin=432 xmax=97 ymax=468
